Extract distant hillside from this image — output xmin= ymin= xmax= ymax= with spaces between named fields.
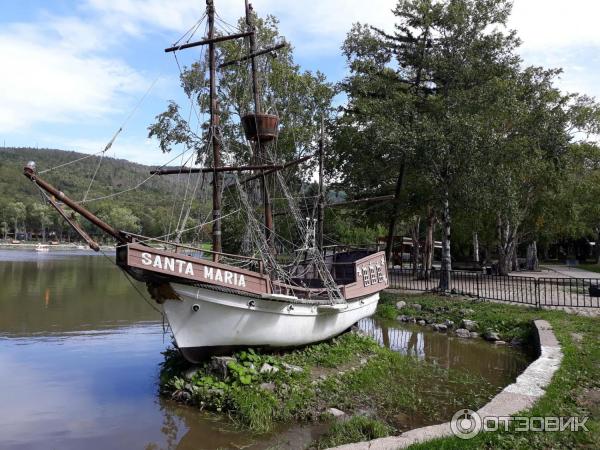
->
xmin=0 ymin=147 xmax=209 ymax=238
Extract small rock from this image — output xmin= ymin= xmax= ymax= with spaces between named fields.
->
xmin=395 ymin=301 xmax=407 ymax=310
xmin=494 ymin=340 xmax=507 ymax=345
xmin=411 ymin=304 xmax=422 ymax=311
xmin=460 ymin=308 xmax=475 ymax=316
xmin=483 ymin=330 xmax=500 ymax=342
xmin=470 ymin=332 xmax=480 ymax=339
xmin=436 ymin=324 xmax=448 ymax=332
xmin=259 ymin=362 xmax=279 ymax=374
xmin=455 ymin=328 xmax=471 ymax=338
xmin=326 ymin=408 xmax=346 ymax=419
xmin=282 ymin=362 xmax=303 ymax=374
xmin=444 ymin=319 xmax=454 ymax=328
xmin=460 ymin=319 xmax=478 ymax=332
xmin=208 ymin=356 xmax=236 ymax=379
xmin=510 ymin=337 xmax=524 ymax=347
xmin=260 ymin=382 xmax=276 ymax=392
xmin=396 ymin=315 xmax=408 ymax=322
xmin=417 ymin=320 xmax=426 ymax=326
xmin=173 ymin=390 xmax=192 ymax=403
xmin=359 ymin=357 xmax=368 ymax=365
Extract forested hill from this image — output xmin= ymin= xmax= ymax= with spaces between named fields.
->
xmin=0 ymin=147 xmax=209 ymax=238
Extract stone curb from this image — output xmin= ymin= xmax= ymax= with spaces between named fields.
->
xmin=328 ymin=319 xmax=563 ymax=450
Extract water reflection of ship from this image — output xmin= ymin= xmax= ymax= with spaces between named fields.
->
xmin=358 ymin=318 xmax=532 ymax=387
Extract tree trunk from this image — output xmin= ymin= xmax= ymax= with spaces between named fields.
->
xmin=511 ymin=241 xmax=519 ymax=272
xmin=385 ymin=161 xmax=406 ymax=267
xmin=439 ymin=189 xmax=451 ymax=291
xmin=526 ymin=241 xmax=539 ymax=271
xmin=472 ymin=232 xmax=479 ymax=263
xmin=422 ymin=207 xmax=435 ymax=279
xmin=596 ymin=228 xmax=600 ymax=264
xmin=411 ymin=216 xmax=420 ymax=276
xmin=496 ymin=215 xmax=517 ymax=275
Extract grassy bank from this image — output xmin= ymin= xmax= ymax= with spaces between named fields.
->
xmin=159 ymin=320 xmax=500 ymax=446
xmin=375 ymin=292 xmax=599 ymax=450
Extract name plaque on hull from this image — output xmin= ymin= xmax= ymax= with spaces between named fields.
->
xmin=126 ymin=243 xmax=270 ymax=295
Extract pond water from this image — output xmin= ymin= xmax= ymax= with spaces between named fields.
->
xmin=0 ymin=250 xmax=532 ymax=450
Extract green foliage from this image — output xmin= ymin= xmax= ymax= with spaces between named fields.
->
xmin=0 ymin=147 xmax=205 ymax=241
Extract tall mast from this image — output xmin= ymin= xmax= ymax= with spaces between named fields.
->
xmin=245 ymin=1 xmax=273 ymax=248
xmin=317 ymin=115 xmax=325 ymax=252
xmin=245 ymin=0 xmax=261 ymax=115
xmin=207 ymin=0 xmax=222 ymax=260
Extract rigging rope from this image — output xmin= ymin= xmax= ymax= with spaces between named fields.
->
xmin=39 ymin=76 xmax=160 ymax=175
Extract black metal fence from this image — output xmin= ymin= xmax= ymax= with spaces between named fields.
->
xmin=388 ymin=268 xmax=600 ymax=308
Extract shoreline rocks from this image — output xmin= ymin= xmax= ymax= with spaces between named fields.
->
xmin=455 ymin=328 xmax=471 ymax=338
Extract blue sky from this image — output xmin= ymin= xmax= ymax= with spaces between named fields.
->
xmin=2 ymin=0 xmax=600 ymax=166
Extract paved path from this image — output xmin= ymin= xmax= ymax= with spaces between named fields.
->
xmin=509 ymin=265 xmax=600 ymax=279
xmin=544 ymin=265 xmax=600 ymax=279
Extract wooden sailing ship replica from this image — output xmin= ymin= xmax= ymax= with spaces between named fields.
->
xmin=23 ymin=0 xmax=388 ymax=362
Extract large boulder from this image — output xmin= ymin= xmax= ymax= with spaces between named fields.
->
xmin=460 ymin=319 xmax=479 ymax=332
xmin=411 ymin=303 xmax=423 ymax=311
xmin=395 ymin=301 xmax=407 ymax=310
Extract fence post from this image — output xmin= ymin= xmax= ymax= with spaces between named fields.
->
xmin=535 ymin=278 xmax=541 ymax=309
xmin=476 ymin=273 xmax=480 ymax=299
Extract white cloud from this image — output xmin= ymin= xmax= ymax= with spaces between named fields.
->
xmin=84 ymin=0 xmax=397 ymax=54
xmin=0 ymin=16 xmax=146 ymax=134
xmin=510 ymin=0 xmax=600 ymax=51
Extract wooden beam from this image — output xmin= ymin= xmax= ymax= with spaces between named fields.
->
xmin=150 ymin=163 xmax=285 ymax=176
xmin=219 ymin=43 xmax=286 ymax=68
xmin=327 ymin=194 xmax=395 ymax=208
xmin=23 ymin=163 xmax=125 ymax=243
xmin=164 ymin=31 xmax=254 ymax=53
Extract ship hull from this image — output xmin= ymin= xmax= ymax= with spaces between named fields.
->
xmin=163 ymin=284 xmax=379 ymax=362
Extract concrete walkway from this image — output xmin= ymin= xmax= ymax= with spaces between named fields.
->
xmin=543 ymin=265 xmax=600 ymax=279
xmin=329 ymin=320 xmax=563 ymax=450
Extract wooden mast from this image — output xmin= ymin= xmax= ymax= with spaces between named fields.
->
xmin=245 ymin=0 xmax=274 ymax=249
xmin=317 ymin=116 xmax=325 ymax=252
xmin=207 ymin=0 xmax=222 ymax=261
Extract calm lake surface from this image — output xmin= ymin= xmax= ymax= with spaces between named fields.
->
xmin=0 ymin=250 xmax=532 ymax=450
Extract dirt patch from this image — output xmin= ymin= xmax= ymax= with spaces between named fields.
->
xmin=577 ymin=388 xmax=600 ymax=417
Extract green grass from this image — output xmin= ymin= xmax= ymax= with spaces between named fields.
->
xmin=378 ymin=292 xmax=600 ymax=449
xmin=576 ymin=263 xmax=600 ymax=274
xmin=313 ymin=415 xmax=393 ymax=449
xmin=159 ymin=324 xmax=497 ymax=436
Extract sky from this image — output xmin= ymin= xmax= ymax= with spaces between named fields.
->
xmin=1 ymin=0 xmax=600 ymax=166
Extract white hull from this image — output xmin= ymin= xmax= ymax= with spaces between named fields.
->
xmin=163 ymin=284 xmax=379 ymax=360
